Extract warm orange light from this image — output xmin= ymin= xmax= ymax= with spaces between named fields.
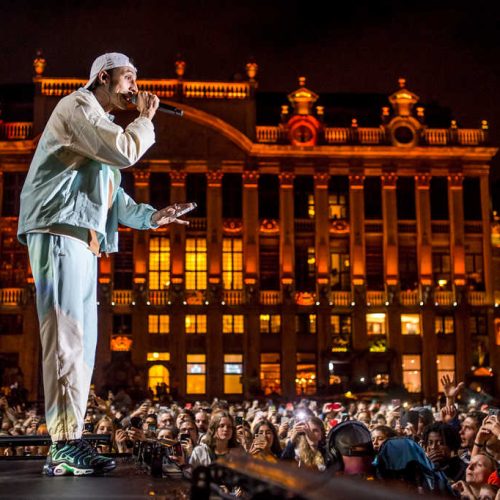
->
xmin=110 ymin=336 xmax=132 ymax=352
xmin=295 ymin=292 xmax=315 ymax=306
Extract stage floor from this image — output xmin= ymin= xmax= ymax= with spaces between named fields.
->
xmin=0 ymin=458 xmax=190 ymax=499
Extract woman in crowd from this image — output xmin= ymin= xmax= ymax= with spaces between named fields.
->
xmin=451 ymin=453 xmax=497 ymax=499
xmin=189 ymin=412 xmax=240 ymax=467
xmin=371 ymin=425 xmax=397 ymax=453
xmin=249 ymin=419 xmax=282 ymax=462
xmin=281 ymin=415 xmax=330 ymax=470
xmin=94 ymin=416 xmax=116 ymax=453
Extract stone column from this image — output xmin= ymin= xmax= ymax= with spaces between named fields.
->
xmin=479 ymin=175 xmax=493 ymax=303
xmin=279 ymin=171 xmax=296 ymax=399
xmin=131 ymin=168 xmax=150 ymax=369
xmin=448 ymin=172 xmax=466 ymax=288
xmin=314 ymin=172 xmax=330 ymax=388
xmin=415 ymin=173 xmax=433 ymax=289
xmin=382 ymin=172 xmax=399 ymax=287
xmin=349 ymin=172 xmax=367 ymax=352
xmin=169 ymin=169 xmax=187 ymax=396
xmin=415 ymin=173 xmax=436 ymax=397
xmin=242 ymin=170 xmax=260 ymax=388
xmin=382 ymin=171 xmax=401 ymax=379
xmin=206 ymin=170 xmax=223 ymax=396
xmin=0 ymin=171 xmax=4 ymax=216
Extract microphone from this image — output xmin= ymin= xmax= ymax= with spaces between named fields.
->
xmin=129 ymin=95 xmax=184 ymax=117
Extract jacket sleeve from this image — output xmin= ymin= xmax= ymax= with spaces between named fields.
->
xmin=114 ymin=187 xmax=157 ymax=230
xmin=65 ymin=94 xmax=155 ymax=168
xmin=280 ymin=441 xmax=296 ymax=460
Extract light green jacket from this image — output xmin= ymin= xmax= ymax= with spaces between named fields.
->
xmin=18 ymin=88 xmax=157 ymax=253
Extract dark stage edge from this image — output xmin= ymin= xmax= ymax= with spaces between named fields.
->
xmin=0 ymin=458 xmax=190 ymax=499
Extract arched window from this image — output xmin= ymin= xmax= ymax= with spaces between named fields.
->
xmin=148 ymin=364 xmax=170 ymax=394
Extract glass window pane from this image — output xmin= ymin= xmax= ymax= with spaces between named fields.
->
xmin=401 ymin=314 xmax=421 ymax=335
xmin=367 ymin=313 xmax=387 ymax=335
xmin=224 ymin=374 xmax=242 ymax=394
xmin=187 ymin=354 xmax=206 ymax=363
xmin=187 ymin=375 xmax=206 ymax=394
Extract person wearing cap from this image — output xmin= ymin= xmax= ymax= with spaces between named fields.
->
xmin=327 ymin=420 xmax=375 ymax=476
xmin=17 ymin=52 xmax=186 ymax=477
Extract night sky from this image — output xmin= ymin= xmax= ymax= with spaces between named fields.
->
xmin=1 ymin=0 xmax=499 ymax=202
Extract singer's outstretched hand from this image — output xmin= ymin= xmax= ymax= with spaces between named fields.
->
xmin=135 ymin=91 xmax=159 ymax=120
xmin=151 ymin=204 xmax=190 ymax=226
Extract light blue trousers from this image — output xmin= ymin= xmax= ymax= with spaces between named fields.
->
xmin=27 ymin=233 xmax=97 ymax=441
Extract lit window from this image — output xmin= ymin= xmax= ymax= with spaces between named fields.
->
xmin=328 ymin=193 xmax=348 ymax=219
xmin=331 ymin=314 xmax=351 ymax=352
xmin=223 ymin=315 xmax=244 ymax=334
xmin=260 ymin=314 xmax=281 ymax=334
xmin=149 ymin=236 xmax=170 ymax=290
xmin=260 ymin=353 xmax=281 ymax=395
xmin=296 ymin=353 xmax=316 ymax=395
xmin=185 ymin=238 xmax=207 ymax=290
xmin=330 ymin=251 xmax=350 ymax=291
xmin=307 ymin=194 xmax=315 ymax=219
xmin=223 ymin=238 xmax=243 ymax=290
xmin=401 ymin=314 xmax=421 ymax=335
xmin=437 ymin=355 xmax=455 ymax=392
xmin=147 ymin=352 xmax=170 ymax=361
xmin=307 ymin=247 xmax=315 ymax=278
xmin=224 ymin=354 xmax=243 ymax=394
xmin=433 ymin=252 xmax=451 ymax=289
xmin=367 ymin=313 xmax=387 ymax=352
xmin=367 ymin=313 xmax=387 ymax=335
xmin=435 ymin=315 xmax=454 ymax=335
xmin=465 ymin=253 xmax=484 ymax=290
xmin=148 ymin=314 xmax=169 ymax=334
xmin=402 ymin=355 xmax=421 ymax=393
xmin=185 ymin=315 xmax=207 ymax=334
xmin=186 ymin=354 xmax=206 ymax=394
xmin=148 ymin=365 xmax=170 ymax=394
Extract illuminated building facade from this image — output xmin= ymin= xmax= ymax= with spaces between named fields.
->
xmin=0 ymin=55 xmax=499 ymax=401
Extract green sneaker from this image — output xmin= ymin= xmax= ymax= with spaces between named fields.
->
xmin=43 ymin=439 xmax=116 ymax=476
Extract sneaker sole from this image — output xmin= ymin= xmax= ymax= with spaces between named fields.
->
xmin=43 ymin=463 xmax=97 ymax=476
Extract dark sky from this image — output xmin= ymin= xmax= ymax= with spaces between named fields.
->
xmin=1 ymin=0 xmax=499 ymax=199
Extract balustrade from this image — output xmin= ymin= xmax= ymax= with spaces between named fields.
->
xmin=0 ymin=122 xmax=33 ymax=140
xmin=0 ymin=288 xmax=24 ymax=305
xmin=260 ymin=290 xmax=282 ymax=305
xmin=111 ymin=289 xmax=133 ymax=305
xmin=223 ymin=290 xmax=244 ymax=305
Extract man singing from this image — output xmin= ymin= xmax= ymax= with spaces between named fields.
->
xmin=18 ymin=52 xmax=184 ymax=476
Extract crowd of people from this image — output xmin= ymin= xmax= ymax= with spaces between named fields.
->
xmin=1 ymin=375 xmax=499 ymax=498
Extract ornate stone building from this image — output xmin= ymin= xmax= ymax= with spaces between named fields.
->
xmin=0 ymin=55 xmax=498 ymax=401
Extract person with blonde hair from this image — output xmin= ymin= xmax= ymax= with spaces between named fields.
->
xmin=281 ymin=415 xmax=330 ymax=470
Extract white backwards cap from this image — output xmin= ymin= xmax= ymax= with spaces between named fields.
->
xmin=84 ymin=52 xmax=137 ymax=89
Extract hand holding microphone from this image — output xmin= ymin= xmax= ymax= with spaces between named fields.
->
xmin=134 ymin=91 xmax=160 ymax=120
xmin=131 ymin=93 xmax=184 ymax=119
